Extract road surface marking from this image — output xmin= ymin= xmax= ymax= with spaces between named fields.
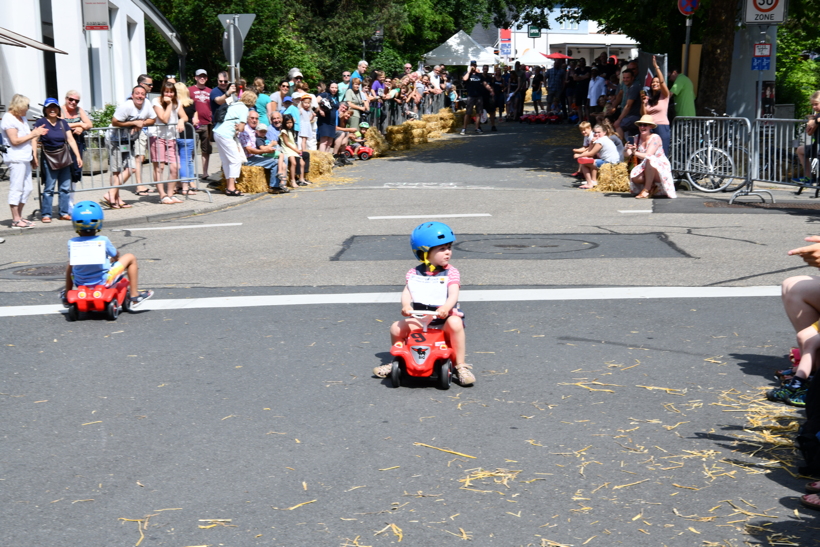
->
xmin=0 ymin=286 xmax=781 ymax=318
xmin=618 ymin=210 xmax=652 ymax=214
xmin=368 ymin=214 xmax=492 ymax=220
xmin=111 ymin=223 xmax=243 ymax=232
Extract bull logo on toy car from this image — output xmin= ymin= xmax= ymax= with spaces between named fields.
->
xmin=411 ymin=346 xmax=430 ymax=365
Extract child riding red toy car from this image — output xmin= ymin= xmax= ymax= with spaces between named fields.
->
xmin=388 ymin=311 xmax=455 ymax=389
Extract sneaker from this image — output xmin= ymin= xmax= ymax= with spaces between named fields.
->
xmin=373 ymin=363 xmax=392 ymax=378
xmin=59 ymin=289 xmax=69 ymax=308
xmin=460 ymin=129 xmax=466 ymax=135
xmin=775 ymin=367 xmax=797 ymax=379
xmin=0 ymin=237 xmax=4 ymax=243
xmin=476 ymin=127 xmax=484 ymax=134
xmin=129 ymin=290 xmax=154 ymax=309
xmin=787 ymin=388 xmax=808 ymax=407
xmin=768 ymin=377 xmax=804 ymax=402
xmin=455 ymin=363 xmax=475 ymax=385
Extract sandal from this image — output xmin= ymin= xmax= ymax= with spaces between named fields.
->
xmin=578 ymin=184 xmax=596 ymax=190
xmin=225 ymin=189 xmax=243 ymax=196
xmin=118 ymin=202 xmax=133 ymax=208
xmin=41 ymin=217 xmax=52 ymax=223
xmin=11 ymin=220 xmax=33 ymax=229
xmin=101 ymin=199 xmax=120 ymax=209
xmin=170 ymin=196 xmax=183 ymax=203
xmin=161 ymin=197 xmax=176 ymax=205
xmin=801 ymin=493 xmax=820 ymax=511
xmin=635 ymin=190 xmax=651 ymax=199
xmin=134 ymin=190 xmax=151 ymax=196
xmin=807 ymin=481 xmax=820 ymax=494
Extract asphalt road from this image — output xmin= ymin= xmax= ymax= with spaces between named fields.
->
xmin=2 ymin=122 xmax=820 ymax=546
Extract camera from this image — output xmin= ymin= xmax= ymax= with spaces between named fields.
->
xmin=0 ymin=143 xmax=8 ymax=154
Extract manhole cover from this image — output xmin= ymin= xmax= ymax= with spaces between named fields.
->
xmin=455 ymin=237 xmax=598 ymax=255
xmin=333 ymin=234 xmax=687 ymax=261
xmin=0 ymin=263 xmax=67 ymax=280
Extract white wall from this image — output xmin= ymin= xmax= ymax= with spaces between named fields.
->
xmin=0 ymin=0 xmax=147 ymax=115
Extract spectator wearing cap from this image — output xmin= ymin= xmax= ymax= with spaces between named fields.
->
xmin=287 ymin=68 xmax=303 ymax=97
xmin=33 ymin=98 xmax=83 ymax=222
xmin=189 ymin=69 xmax=213 ymax=179
xmin=281 ymin=95 xmax=301 ymax=132
xmin=351 ymin=60 xmax=368 ymax=82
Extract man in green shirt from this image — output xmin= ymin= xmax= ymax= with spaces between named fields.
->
xmin=669 ymin=68 xmax=696 ymax=117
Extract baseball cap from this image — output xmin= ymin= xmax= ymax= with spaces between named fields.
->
xmin=256 ymin=123 xmax=268 ymax=132
xmin=282 ymin=96 xmax=293 ymax=103
xmin=195 ymin=69 xmax=207 ymax=76
xmin=470 ymin=60 xmax=477 ymax=65
xmin=43 ymin=98 xmax=60 ymax=109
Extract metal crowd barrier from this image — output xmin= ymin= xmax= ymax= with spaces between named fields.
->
xmin=377 ymin=92 xmax=446 ymax=133
xmin=56 ymin=122 xmax=210 ymax=203
xmin=750 ymin=117 xmax=818 ymax=198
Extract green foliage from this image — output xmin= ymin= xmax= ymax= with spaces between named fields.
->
xmin=89 ymin=104 xmax=117 ymax=128
xmin=370 ymin=45 xmax=407 ymax=79
xmin=776 ymin=26 xmax=820 ymax=116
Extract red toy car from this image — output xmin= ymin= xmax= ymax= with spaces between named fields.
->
xmin=65 ymin=277 xmax=130 ymax=321
xmin=343 ymin=145 xmax=374 ymax=161
xmin=388 ymin=311 xmax=455 ymax=389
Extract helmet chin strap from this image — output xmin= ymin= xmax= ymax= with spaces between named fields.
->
xmin=421 ymin=251 xmax=438 ymax=273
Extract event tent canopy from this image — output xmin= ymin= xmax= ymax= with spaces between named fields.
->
xmin=423 ymin=30 xmax=500 ymax=66
xmin=515 ymin=48 xmax=553 ymax=67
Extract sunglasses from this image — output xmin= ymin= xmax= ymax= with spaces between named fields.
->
xmin=66 ymin=98 xmax=79 ymax=103
xmin=218 ymin=80 xmax=229 ymax=83
xmin=196 ymin=74 xmax=207 ymax=78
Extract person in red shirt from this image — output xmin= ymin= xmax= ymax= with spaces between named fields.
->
xmin=188 ymin=69 xmax=213 ymax=179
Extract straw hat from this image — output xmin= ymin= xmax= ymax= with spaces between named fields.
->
xmin=635 ymin=115 xmax=657 ymax=128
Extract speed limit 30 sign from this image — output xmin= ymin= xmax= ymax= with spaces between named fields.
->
xmin=745 ymin=0 xmax=786 ymax=24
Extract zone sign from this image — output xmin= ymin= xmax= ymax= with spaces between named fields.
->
xmin=745 ymin=0 xmax=786 ymax=24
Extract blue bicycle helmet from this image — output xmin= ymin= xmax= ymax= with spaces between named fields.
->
xmin=72 ymin=200 xmax=104 ymax=233
xmin=410 ymin=222 xmax=455 ymax=270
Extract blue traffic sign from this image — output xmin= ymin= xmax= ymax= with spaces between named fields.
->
xmin=751 ymin=57 xmax=770 ymax=70
xmin=500 ymin=43 xmax=512 ymax=56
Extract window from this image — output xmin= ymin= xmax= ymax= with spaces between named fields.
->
xmin=40 ymin=0 xmax=57 ymax=98
xmin=559 ymin=8 xmax=580 ymax=30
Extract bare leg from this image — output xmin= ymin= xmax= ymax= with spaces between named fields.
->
xmin=118 ymin=253 xmax=141 ymax=298
xmin=642 ymin=162 xmax=658 ymax=192
xmin=153 ymin=163 xmax=166 ymax=199
xmin=9 ymin=203 xmax=25 ymax=223
xmin=106 ymin=170 xmax=130 ymax=204
xmin=443 ymin=316 xmax=466 ymax=366
xmin=225 ymin=176 xmax=236 ymax=193
xmin=134 ymin=155 xmax=148 ymax=193
xmin=782 ymin=276 xmax=820 ymax=332
xmin=168 ymin=163 xmax=180 ymax=199
xmin=797 ymin=145 xmax=808 ymax=176
xmin=201 ymin=153 xmax=210 ymax=178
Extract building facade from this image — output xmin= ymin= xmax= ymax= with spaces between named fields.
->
xmin=0 ymin=0 xmax=147 ymax=114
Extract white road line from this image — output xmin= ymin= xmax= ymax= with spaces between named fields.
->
xmin=110 ymin=223 xmax=243 ymax=232
xmin=618 ymin=210 xmax=653 ymax=214
xmin=0 ymin=286 xmax=781 ymax=318
xmin=368 ymin=214 xmax=492 ymax=220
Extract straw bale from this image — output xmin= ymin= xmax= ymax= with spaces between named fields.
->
xmin=425 ymin=122 xmax=442 ymax=133
xmin=388 ymin=133 xmax=409 ymax=145
xmin=421 ymin=114 xmax=441 ymax=124
xmin=410 ymin=134 xmax=428 ymax=145
xmin=391 ymin=143 xmax=410 ymax=151
xmin=386 ymin=125 xmax=410 ymax=137
xmin=438 ymin=107 xmax=454 ymax=118
xmin=223 ymin=165 xmax=268 ymax=194
xmin=594 ymin=162 xmax=631 ymax=193
xmin=365 ymin=127 xmax=389 ymax=156
xmin=307 ymin=150 xmax=335 ymax=180
xmin=411 ymin=128 xmax=427 ymax=139
xmin=427 ymin=131 xmax=443 ymax=140
xmin=525 ymin=88 xmax=532 ymax=103
xmin=406 ymin=120 xmax=428 ymax=130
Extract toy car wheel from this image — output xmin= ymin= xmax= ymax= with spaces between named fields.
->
xmin=105 ymin=299 xmax=120 ymax=321
xmin=67 ymin=304 xmax=79 ymax=322
xmin=437 ymin=359 xmax=452 ymax=390
xmin=343 ymin=150 xmax=353 ymax=159
xmin=390 ymin=360 xmax=402 ymax=388
xmin=359 ymin=152 xmax=370 ymax=161
xmin=121 ymin=296 xmax=131 ymax=313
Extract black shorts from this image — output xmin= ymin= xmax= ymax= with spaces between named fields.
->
xmin=465 ymin=96 xmax=483 ymax=116
xmin=412 ymin=303 xmax=466 ymax=328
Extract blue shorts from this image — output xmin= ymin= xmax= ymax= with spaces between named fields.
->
xmin=594 ymin=159 xmax=610 ymax=168
xmin=532 ymin=92 xmax=542 ymax=101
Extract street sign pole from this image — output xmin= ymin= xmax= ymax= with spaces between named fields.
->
xmin=683 ymin=17 xmax=692 ymax=76
xmin=229 ymin=16 xmax=236 ymax=82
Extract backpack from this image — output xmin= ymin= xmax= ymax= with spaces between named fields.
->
xmin=212 ymin=102 xmax=229 ymax=125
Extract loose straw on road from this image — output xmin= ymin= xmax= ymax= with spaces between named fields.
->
xmin=413 ymin=442 xmax=476 ymax=459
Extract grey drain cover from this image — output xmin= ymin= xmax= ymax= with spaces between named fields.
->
xmin=0 ymin=263 xmax=66 ymax=280
xmin=333 ymin=233 xmax=688 ymax=261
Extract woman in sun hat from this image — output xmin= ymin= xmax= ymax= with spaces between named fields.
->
xmin=624 ymin=114 xmax=676 ymax=199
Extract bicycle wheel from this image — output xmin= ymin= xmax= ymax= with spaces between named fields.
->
xmin=685 ymin=147 xmax=734 ymax=192
xmin=722 ymin=146 xmax=749 ymax=192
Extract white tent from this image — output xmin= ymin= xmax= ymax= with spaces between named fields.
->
xmin=515 ymin=48 xmax=554 ymax=68
xmin=423 ymin=30 xmax=500 ymax=66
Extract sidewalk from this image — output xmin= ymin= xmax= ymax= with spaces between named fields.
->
xmin=0 ymin=153 xmax=266 ymax=238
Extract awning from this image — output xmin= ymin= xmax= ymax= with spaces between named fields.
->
xmin=0 ymin=27 xmax=68 ymax=54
